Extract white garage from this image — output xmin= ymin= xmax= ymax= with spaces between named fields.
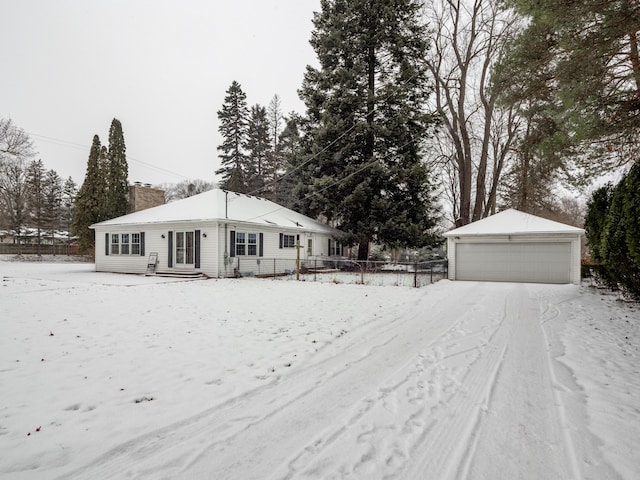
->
xmin=444 ymin=209 xmax=584 ymax=285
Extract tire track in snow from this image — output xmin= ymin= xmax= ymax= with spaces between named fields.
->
xmin=398 ymin=301 xmax=510 ymax=480
xmin=538 ymin=294 xmax=582 ymax=480
xmin=462 ymin=284 xmax=605 ymax=480
xmin=54 ymin=282 xmax=472 ymax=479
xmin=274 ymin=284 xmax=510 ymax=479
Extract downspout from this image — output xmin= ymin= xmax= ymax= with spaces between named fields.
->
xmin=223 ymin=190 xmax=229 ymax=275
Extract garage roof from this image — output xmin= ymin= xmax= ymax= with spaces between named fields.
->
xmin=443 ymin=209 xmax=585 ymax=237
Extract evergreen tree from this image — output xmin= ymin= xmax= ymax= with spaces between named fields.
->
xmin=265 ymin=94 xmax=284 ymax=200
xmin=299 ymin=0 xmax=439 ymax=259
xmin=498 ymin=0 xmax=640 ymax=175
xmin=584 ymin=184 xmax=613 ymax=264
xmin=500 ymin=113 xmax=559 ymax=215
xmin=600 ymin=180 xmax=635 ymax=294
xmin=61 ymin=176 xmax=77 ymax=254
xmin=624 ymin=161 xmax=640 ymax=264
xmin=277 ymin=112 xmax=305 ymax=208
xmin=72 ymin=135 xmax=104 ymax=254
xmin=106 ymin=118 xmax=129 ymax=217
xmin=42 ymin=169 xmax=63 ymax=251
xmin=246 ymin=104 xmax=271 ymax=192
xmin=25 ymin=159 xmax=46 ymax=254
xmin=216 ymin=81 xmax=249 ymax=192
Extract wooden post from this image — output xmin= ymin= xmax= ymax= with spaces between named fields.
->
xmin=296 ymin=241 xmax=302 ymax=281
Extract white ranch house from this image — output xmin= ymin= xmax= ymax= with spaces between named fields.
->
xmin=444 ymin=209 xmax=584 ymax=285
xmin=91 ymin=189 xmax=343 ymax=278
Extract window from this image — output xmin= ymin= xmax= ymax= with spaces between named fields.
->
xmin=248 ymin=233 xmax=257 ymax=256
xmin=235 ymin=231 xmax=257 ymax=256
xmin=131 ymin=233 xmax=140 ymax=255
xmin=111 ymin=234 xmax=119 ymax=255
xmin=236 ymin=232 xmax=246 ymax=256
xmin=282 ymin=234 xmax=296 ymax=248
xmin=329 ymin=239 xmax=343 ymax=256
xmin=121 ymin=234 xmax=130 ymax=255
xmin=109 ymin=232 xmax=142 ymax=256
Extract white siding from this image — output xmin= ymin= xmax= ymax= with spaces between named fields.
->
xmin=214 ymin=223 xmax=335 ymax=277
xmin=95 ymin=222 xmax=219 ymax=276
xmin=95 ymin=221 xmax=338 ymax=278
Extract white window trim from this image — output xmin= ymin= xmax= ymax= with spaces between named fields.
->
xmin=110 ymin=232 xmax=141 ymax=256
xmin=236 ymin=231 xmax=258 ymax=256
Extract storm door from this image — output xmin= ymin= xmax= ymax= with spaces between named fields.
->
xmin=175 ymin=231 xmax=195 ymax=266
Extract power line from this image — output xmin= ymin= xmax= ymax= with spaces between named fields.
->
xmin=244 ymin=137 xmax=417 ymax=223
xmin=28 ymin=132 xmax=191 ymax=181
xmin=246 ymin=64 xmax=427 ymax=198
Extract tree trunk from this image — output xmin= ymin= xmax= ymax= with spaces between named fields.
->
xmin=629 ymin=31 xmax=640 ymax=95
xmin=357 ymin=239 xmax=370 ymax=261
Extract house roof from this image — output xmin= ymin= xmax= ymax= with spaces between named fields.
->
xmin=90 ymin=189 xmax=340 ymax=235
xmin=443 ymin=209 xmax=585 ymax=237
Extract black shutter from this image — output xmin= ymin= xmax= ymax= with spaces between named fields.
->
xmin=194 ymin=230 xmax=201 ymax=268
xmin=259 ymin=233 xmax=264 ymax=257
xmin=105 ymin=233 xmax=109 ymax=256
xmin=230 ymin=230 xmax=236 ymax=257
xmin=140 ymin=232 xmax=145 ymax=256
xmin=168 ymin=231 xmax=173 ymax=268
xmin=279 ymin=233 xmax=284 ymax=249
xmin=328 ymin=238 xmax=331 ymax=256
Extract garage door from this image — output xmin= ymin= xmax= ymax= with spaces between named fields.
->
xmin=455 ymin=242 xmax=571 ymax=284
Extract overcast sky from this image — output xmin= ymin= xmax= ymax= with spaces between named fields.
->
xmin=1 ymin=0 xmax=320 ymax=187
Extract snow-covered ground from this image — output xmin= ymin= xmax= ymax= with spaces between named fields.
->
xmin=1 ymin=258 xmax=638 ymax=479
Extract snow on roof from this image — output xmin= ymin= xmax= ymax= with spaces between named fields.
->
xmin=443 ymin=209 xmax=585 ymax=237
xmin=90 ymin=189 xmax=339 ymax=235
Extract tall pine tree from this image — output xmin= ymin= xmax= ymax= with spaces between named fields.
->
xmin=42 ymin=169 xmax=62 ymax=253
xmin=25 ymin=159 xmax=46 ymax=254
xmin=216 ymin=81 xmax=250 ymax=192
xmin=246 ymin=104 xmax=271 ymax=193
xmin=299 ymin=0 xmax=439 ymax=259
xmin=498 ymin=0 xmax=640 ymax=175
xmin=277 ymin=112 xmax=306 ymax=208
xmin=72 ymin=135 xmax=104 ymax=254
xmin=61 ymin=176 xmax=77 ymax=254
xmin=265 ymin=94 xmax=284 ymax=200
xmin=106 ymin=118 xmax=129 ymax=217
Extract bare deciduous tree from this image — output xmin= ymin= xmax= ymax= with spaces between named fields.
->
xmin=0 ymin=118 xmax=35 ymax=162
xmin=425 ymin=0 xmax=520 ymax=226
xmin=0 ymin=119 xmax=35 ymax=241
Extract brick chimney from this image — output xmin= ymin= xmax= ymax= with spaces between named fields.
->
xmin=128 ymin=182 xmax=165 ymax=212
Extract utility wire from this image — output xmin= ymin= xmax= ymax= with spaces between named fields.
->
xmin=28 ymin=132 xmax=191 ymax=181
xmin=245 ymin=63 xmax=426 ymax=199
xmin=243 ymin=137 xmax=416 ymax=223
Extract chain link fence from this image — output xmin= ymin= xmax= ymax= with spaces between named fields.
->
xmin=232 ymin=256 xmax=448 ymax=287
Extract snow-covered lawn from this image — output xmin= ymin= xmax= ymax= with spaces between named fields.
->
xmin=1 ymin=258 xmax=638 ymax=479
